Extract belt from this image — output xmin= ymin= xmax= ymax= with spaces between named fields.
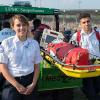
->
xmin=15 ymin=72 xmax=34 ymax=80
xmin=4 ymin=72 xmax=34 ymax=88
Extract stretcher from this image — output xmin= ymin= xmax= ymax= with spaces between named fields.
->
xmin=41 ymin=49 xmax=100 ymax=78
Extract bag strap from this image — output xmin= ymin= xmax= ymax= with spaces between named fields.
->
xmin=62 ymin=48 xmax=74 ymax=62
xmin=76 ymin=31 xmax=81 ymax=46
xmin=77 ymin=31 xmax=100 ymax=43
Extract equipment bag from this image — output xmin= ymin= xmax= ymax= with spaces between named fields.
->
xmin=47 ymin=42 xmax=75 ymax=60
xmin=64 ymin=47 xmax=90 ymax=65
xmin=56 ymin=43 xmax=75 ymax=61
xmin=47 ymin=42 xmax=68 ymax=53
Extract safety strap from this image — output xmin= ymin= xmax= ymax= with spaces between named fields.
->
xmin=77 ymin=31 xmax=81 ymax=44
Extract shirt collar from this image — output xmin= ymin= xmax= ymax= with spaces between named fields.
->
xmin=13 ymin=35 xmax=31 ymax=42
xmin=81 ymin=29 xmax=95 ymax=35
xmin=13 ymin=35 xmax=20 ymax=43
xmin=13 ymin=35 xmax=32 ymax=47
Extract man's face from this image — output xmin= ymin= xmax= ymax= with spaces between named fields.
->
xmin=80 ymin=17 xmax=92 ymax=32
xmin=12 ymin=19 xmax=28 ymax=37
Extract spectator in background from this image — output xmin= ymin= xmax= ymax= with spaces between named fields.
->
xmin=0 ymin=21 xmax=15 ymax=43
xmin=63 ymin=30 xmax=72 ymax=42
xmin=28 ymin=19 xmax=34 ymax=38
xmin=32 ymin=18 xmax=51 ymax=44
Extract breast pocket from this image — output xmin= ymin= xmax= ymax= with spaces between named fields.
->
xmin=8 ymin=51 xmax=22 ymax=65
xmin=25 ymin=47 xmax=35 ymax=65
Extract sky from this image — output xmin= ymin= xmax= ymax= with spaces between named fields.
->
xmin=0 ymin=0 xmax=100 ymax=10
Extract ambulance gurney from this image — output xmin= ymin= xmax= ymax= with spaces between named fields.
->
xmin=41 ymin=48 xmax=100 ymax=78
xmin=40 ymin=29 xmax=100 ymax=78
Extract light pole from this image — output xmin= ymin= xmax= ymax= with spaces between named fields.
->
xmin=35 ymin=0 xmax=36 ymax=7
xmin=78 ymin=0 xmax=82 ymax=9
xmin=40 ymin=0 xmax=42 ymax=7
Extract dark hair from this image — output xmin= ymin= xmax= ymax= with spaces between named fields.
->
xmin=78 ymin=13 xmax=91 ymax=20
xmin=10 ymin=14 xmax=29 ymax=28
xmin=3 ymin=21 xmax=10 ymax=28
xmin=94 ymin=26 xmax=97 ymax=31
xmin=33 ymin=18 xmax=41 ymax=30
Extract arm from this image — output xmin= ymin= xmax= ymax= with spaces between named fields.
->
xmin=32 ymin=64 xmax=40 ymax=87
xmin=25 ymin=41 xmax=42 ymax=95
xmin=32 ymin=41 xmax=41 ymax=85
xmin=25 ymin=64 xmax=40 ymax=95
xmin=0 ymin=42 xmax=26 ymax=94
xmin=0 ymin=63 xmax=26 ymax=94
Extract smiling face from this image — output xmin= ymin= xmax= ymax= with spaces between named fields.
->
xmin=13 ymin=19 xmax=28 ymax=37
xmin=10 ymin=14 xmax=29 ymax=41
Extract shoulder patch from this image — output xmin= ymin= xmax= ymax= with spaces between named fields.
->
xmin=0 ymin=45 xmax=4 ymax=53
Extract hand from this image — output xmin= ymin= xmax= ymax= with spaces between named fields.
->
xmin=24 ymin=83 xmax=35 ymax=95
xmin=15 ymin=83 xmax=27 ymax=94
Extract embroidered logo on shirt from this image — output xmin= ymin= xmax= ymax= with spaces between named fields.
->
xmin=24 ymin=42 xmax=30 ymax=48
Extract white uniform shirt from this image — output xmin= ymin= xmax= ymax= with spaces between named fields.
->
xmin=70 ymin=29 xmax=100 ymax=59
xmin=0 ymin=35 xmax=43 ymax=77
xmin=0 ymin=28 xmax=15 ymax=42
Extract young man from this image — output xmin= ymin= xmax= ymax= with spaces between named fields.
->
xmin=70 ymin=13 xmax=100 ymax=100
xmin=0 ymin=14 xmax=43 ymax=100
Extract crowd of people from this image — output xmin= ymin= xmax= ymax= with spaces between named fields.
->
xmin=37 ymin=14 xmax=100 ymax=34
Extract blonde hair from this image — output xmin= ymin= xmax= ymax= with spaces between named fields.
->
xmin=10 ymin=14 xmax=29 ymax=28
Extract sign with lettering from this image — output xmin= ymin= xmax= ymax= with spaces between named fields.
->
xmin=0 ymin=6 xmax=59 ymax=15
xmin=38 ymin=60 xmax=82 ymax=91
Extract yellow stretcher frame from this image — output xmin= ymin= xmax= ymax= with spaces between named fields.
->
xmin=41 ymin=50 xmax=100 ymax=78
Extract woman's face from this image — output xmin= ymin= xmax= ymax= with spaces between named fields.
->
xmin=12 ymin=19 xmax=28 ymax=38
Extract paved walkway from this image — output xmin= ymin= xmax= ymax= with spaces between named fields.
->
xmin=38 ymin=88 xmax=88 ymax=100
xmin=73 ymin=88 xmax=88 ymax=100
xmin=0 ymin=88 xmax=88 ymax=100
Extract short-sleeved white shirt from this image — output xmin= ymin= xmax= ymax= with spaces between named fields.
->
xmin=0 ymin=35 xmax=43 ymax=77
xmin=70 ymin=29 xmax=100 ymax=59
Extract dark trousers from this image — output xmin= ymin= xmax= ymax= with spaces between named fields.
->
xmin=0 ymin=74 xmax=5 ymax=91
xmin=82 ymin=76 xmax=100 ymax=100
xmin=2 ymin=72 xmax=38 ymax=100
